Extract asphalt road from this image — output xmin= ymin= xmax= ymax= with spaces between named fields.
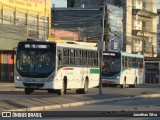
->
xmin=46 ymin=98 xmax=160 ymax=120
xmin=3 ymin=98 xmax=159 ymax=120
xmin=55 ymin=98 xmax=160 ymax=111
xmin=0 ymin=84 xmax=160 ymax=101
xmin=0 ymin=83 xmax=160 ymax=112
xmin=0 ymin=83 xmax=160 ymax=120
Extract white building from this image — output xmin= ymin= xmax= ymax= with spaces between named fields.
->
xmin=124 ymin=0 xmax=157 ymax=57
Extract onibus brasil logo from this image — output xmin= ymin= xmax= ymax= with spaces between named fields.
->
xmin=1 ymin=112 xmax=42 ymax=118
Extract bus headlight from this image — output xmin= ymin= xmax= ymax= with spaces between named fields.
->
xmin=117 ymin=76 xmax=119 ymax=79
xmin=16 ymin=76 xmax=20 ymax=80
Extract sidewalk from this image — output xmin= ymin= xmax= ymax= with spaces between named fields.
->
xmin=0 ymin=82 xmax=23 ymax=92
xmin=0 ymin=82 xmax=14 ymax=86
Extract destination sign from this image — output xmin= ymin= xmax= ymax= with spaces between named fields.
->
xmin=103 ymin=53 xmax=115 ymax=56
xmin=24 ymin=44 xmax=50 ymax=49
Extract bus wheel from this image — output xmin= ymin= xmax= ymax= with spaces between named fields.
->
xmin=57 ymin=81 xmax=65 ymax=96
xmin=76 ymin=89 xmax=81 ymax=94
xmin=82 ymin=80 xmax=88 ymax=94
xmin=25 ymin=88 xmax=33 ymax=95
xmin=48 ymin=89 xmax=55 ymax=93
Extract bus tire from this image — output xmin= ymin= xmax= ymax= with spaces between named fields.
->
xmin=64 ymin=77 xmax=67 ymax=94
xmin=82 ymin=79 xmax=88 ymax=94
xmin=48 ymin=89 xmax=55 ymax=93
xmin=76 ymin=89 xmax=82 ymax=94
xmin=57 ymin=81 xmax=65 ymax=96
xmin=25 ymin=88 xmax=33 ymax=95
xmin=102 ymin=84 xmax=109 ymax=87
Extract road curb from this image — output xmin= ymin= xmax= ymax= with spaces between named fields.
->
xmin=0 ymin=84 xmax=14 ymax=87
xmin=6 ymin=93 xmax=160 ymax=112
xmin=134 ymin=93 xmax=160 ymax=99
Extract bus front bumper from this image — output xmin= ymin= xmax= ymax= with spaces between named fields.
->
xmin=101 ymin=79 xmax=118 ymax=84
xmin=14 ymin=79 xmax=62 ymax=90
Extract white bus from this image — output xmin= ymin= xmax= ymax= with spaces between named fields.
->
xmin=14 ymin=41 xmax=99 ymax=95
xmin=101 ymin=51 xmax=144 ymax=88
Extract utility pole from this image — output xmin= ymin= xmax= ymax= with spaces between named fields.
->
xmin=104 ymin=2 xmax=110 ymax=51
xmin=98 ymin=0 xmax=106 ymax=95
xmin=123 ymin=0 xmax=126 ymax=52
xmin=98 ymin=0 xmax=110 ymax=95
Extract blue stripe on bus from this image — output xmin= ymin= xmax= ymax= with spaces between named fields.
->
xmin=101 ymin=72 xmax=122 ymax=80
xmin=101 ymin=68 xmax=140 ymax=80
xmin=121 ymin=52 xmax=143 ymax=58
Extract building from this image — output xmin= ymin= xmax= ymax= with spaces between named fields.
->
xmin=67 ymin=0 xmax=158 ymax=57
xmin=108 ymin=0 xmax=157 ymax=56
xmin=157 ymin=9 xmax=160 ymax=54
xmin=67 ymin=0 xmax=123 ymax=8
xmin=107 ymin=5 xmax=123 ymax=52
xmin=50 ymin=29 xmax=78 ymax=41
xmin=124 ymin=0 xmax=157 ymax=57
xmin=52 ymin=8 xmax=102 ymax=42
xmin=144 ymin=57 xmax=160 ymax=84
xmin=0 ymin=0 xmax=51 ymax=49
xmin=0 ymin=0 xmax=51 ymax=82
xmin=67 ymin=0 xmax=103 ymax=8
xmin=52 ymin=5 xmax=123 ymax=47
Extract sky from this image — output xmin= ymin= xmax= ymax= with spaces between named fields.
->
xmin=52 ymin=0 xmax=67 ymax=7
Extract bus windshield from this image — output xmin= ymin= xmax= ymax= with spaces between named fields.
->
xmin=16 ymin=49 xmax=55 ymax=78
xmin=102 ymin=53 xmax=121 ymax=76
